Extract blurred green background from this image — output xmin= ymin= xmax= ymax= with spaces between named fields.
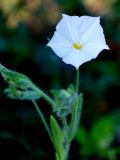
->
xmin=0 ymin=0 xmax=120 ymax=159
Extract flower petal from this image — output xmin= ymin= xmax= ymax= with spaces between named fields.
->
xmin=80 ymin=23 xmax=109 ymax=58
xmin=62 ymin=44 xmax=105 ymax=69
xmin=79 ymin=16 xmax=100 ymax=40
xmin=80 ymin=16 xmax=108 ymax=48
xmin=47 ymin=31 xmax=72 ymax=48
xmin=47 ymin=31 xmax=73 ymax=58
xmin=48 ymin=45 xmax=72 ymax=58
xmin=81 ymin=43 xmax=107 ymax=60
xmin=83 ymin=41 xmax=109 ymax=58
xmin=78 ymin=16 xmax=100 ymax=39
xmin=62 ymin=49 xmax=84 ymax=69
xmin=56 ymin=14 xmax=80 ymax=42
xmin=47 ymin=14 xmax=110 ymax=69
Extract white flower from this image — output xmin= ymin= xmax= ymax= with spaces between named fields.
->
xmin=47 ymin=14 xmax=109 ymax=69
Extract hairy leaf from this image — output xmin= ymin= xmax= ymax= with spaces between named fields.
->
xmin=0 ymin=63 xmax=41 ymax=100
xmin=50 ymin=116 xmax=65 ymax=160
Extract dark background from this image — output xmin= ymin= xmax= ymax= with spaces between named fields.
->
xmin=0 ymin=0 xmax=120 ymax=159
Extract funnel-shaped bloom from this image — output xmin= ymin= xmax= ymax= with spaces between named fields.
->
xmin=47 ymin=14 xmax=109 ymax=69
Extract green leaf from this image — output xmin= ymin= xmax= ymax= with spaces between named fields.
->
xmin=76 ymin=127 xmax=88 ymax=148
xmin=56 ymin=153 xmax=60 ymax=160
xmin=76 ymin=115 xmax=118 ymax=159
xmin=5 ymin=86 xmax=40 ymax=100
xmin=70 ymin=93 xmax=83 ymax=140
xmin=76 ymin=127 xmax=93 ymax=157
xmin=50 ymin=116 xmax=65 ymax=160
xmin=91 ymin=116 xmax=114 ymax=150
xmin=0 ymin=63 xmax=41 ymax=100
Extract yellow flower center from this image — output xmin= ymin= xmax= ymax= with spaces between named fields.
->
xmin=73 ymin=43 xmax=83 ymax=50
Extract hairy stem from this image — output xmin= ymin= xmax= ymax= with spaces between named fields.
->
xmin=63 ymin=69 xmax=80 ymax=160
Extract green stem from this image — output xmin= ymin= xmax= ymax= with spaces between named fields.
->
xmin=63 ymin=117 xmax=68 ymax=134
xmin=32 ymin=100 xmax=53 ymax=141
xmin=75 ymin=69 xmax=80 ymax=118
xmin=62 ymin=69 xmax=80 ymax=160
xmin=62 ymin=116 xmax=68 ymax=139
xmin=64 ymin=140 xmax=71 ymax=160
xmin=71 ymin=70 xmax=80 ymax=130
xmin=59 ymin=116 xmax=71 ymax=160
xmin=76 ymin=69 xmax=79 ymax=94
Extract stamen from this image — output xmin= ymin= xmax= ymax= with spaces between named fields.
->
xmin=73 ymin=43 xmax=83 ymax=50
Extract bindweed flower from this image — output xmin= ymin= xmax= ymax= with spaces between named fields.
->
xmin=47 ymin=14 xmax=109 ymax=69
